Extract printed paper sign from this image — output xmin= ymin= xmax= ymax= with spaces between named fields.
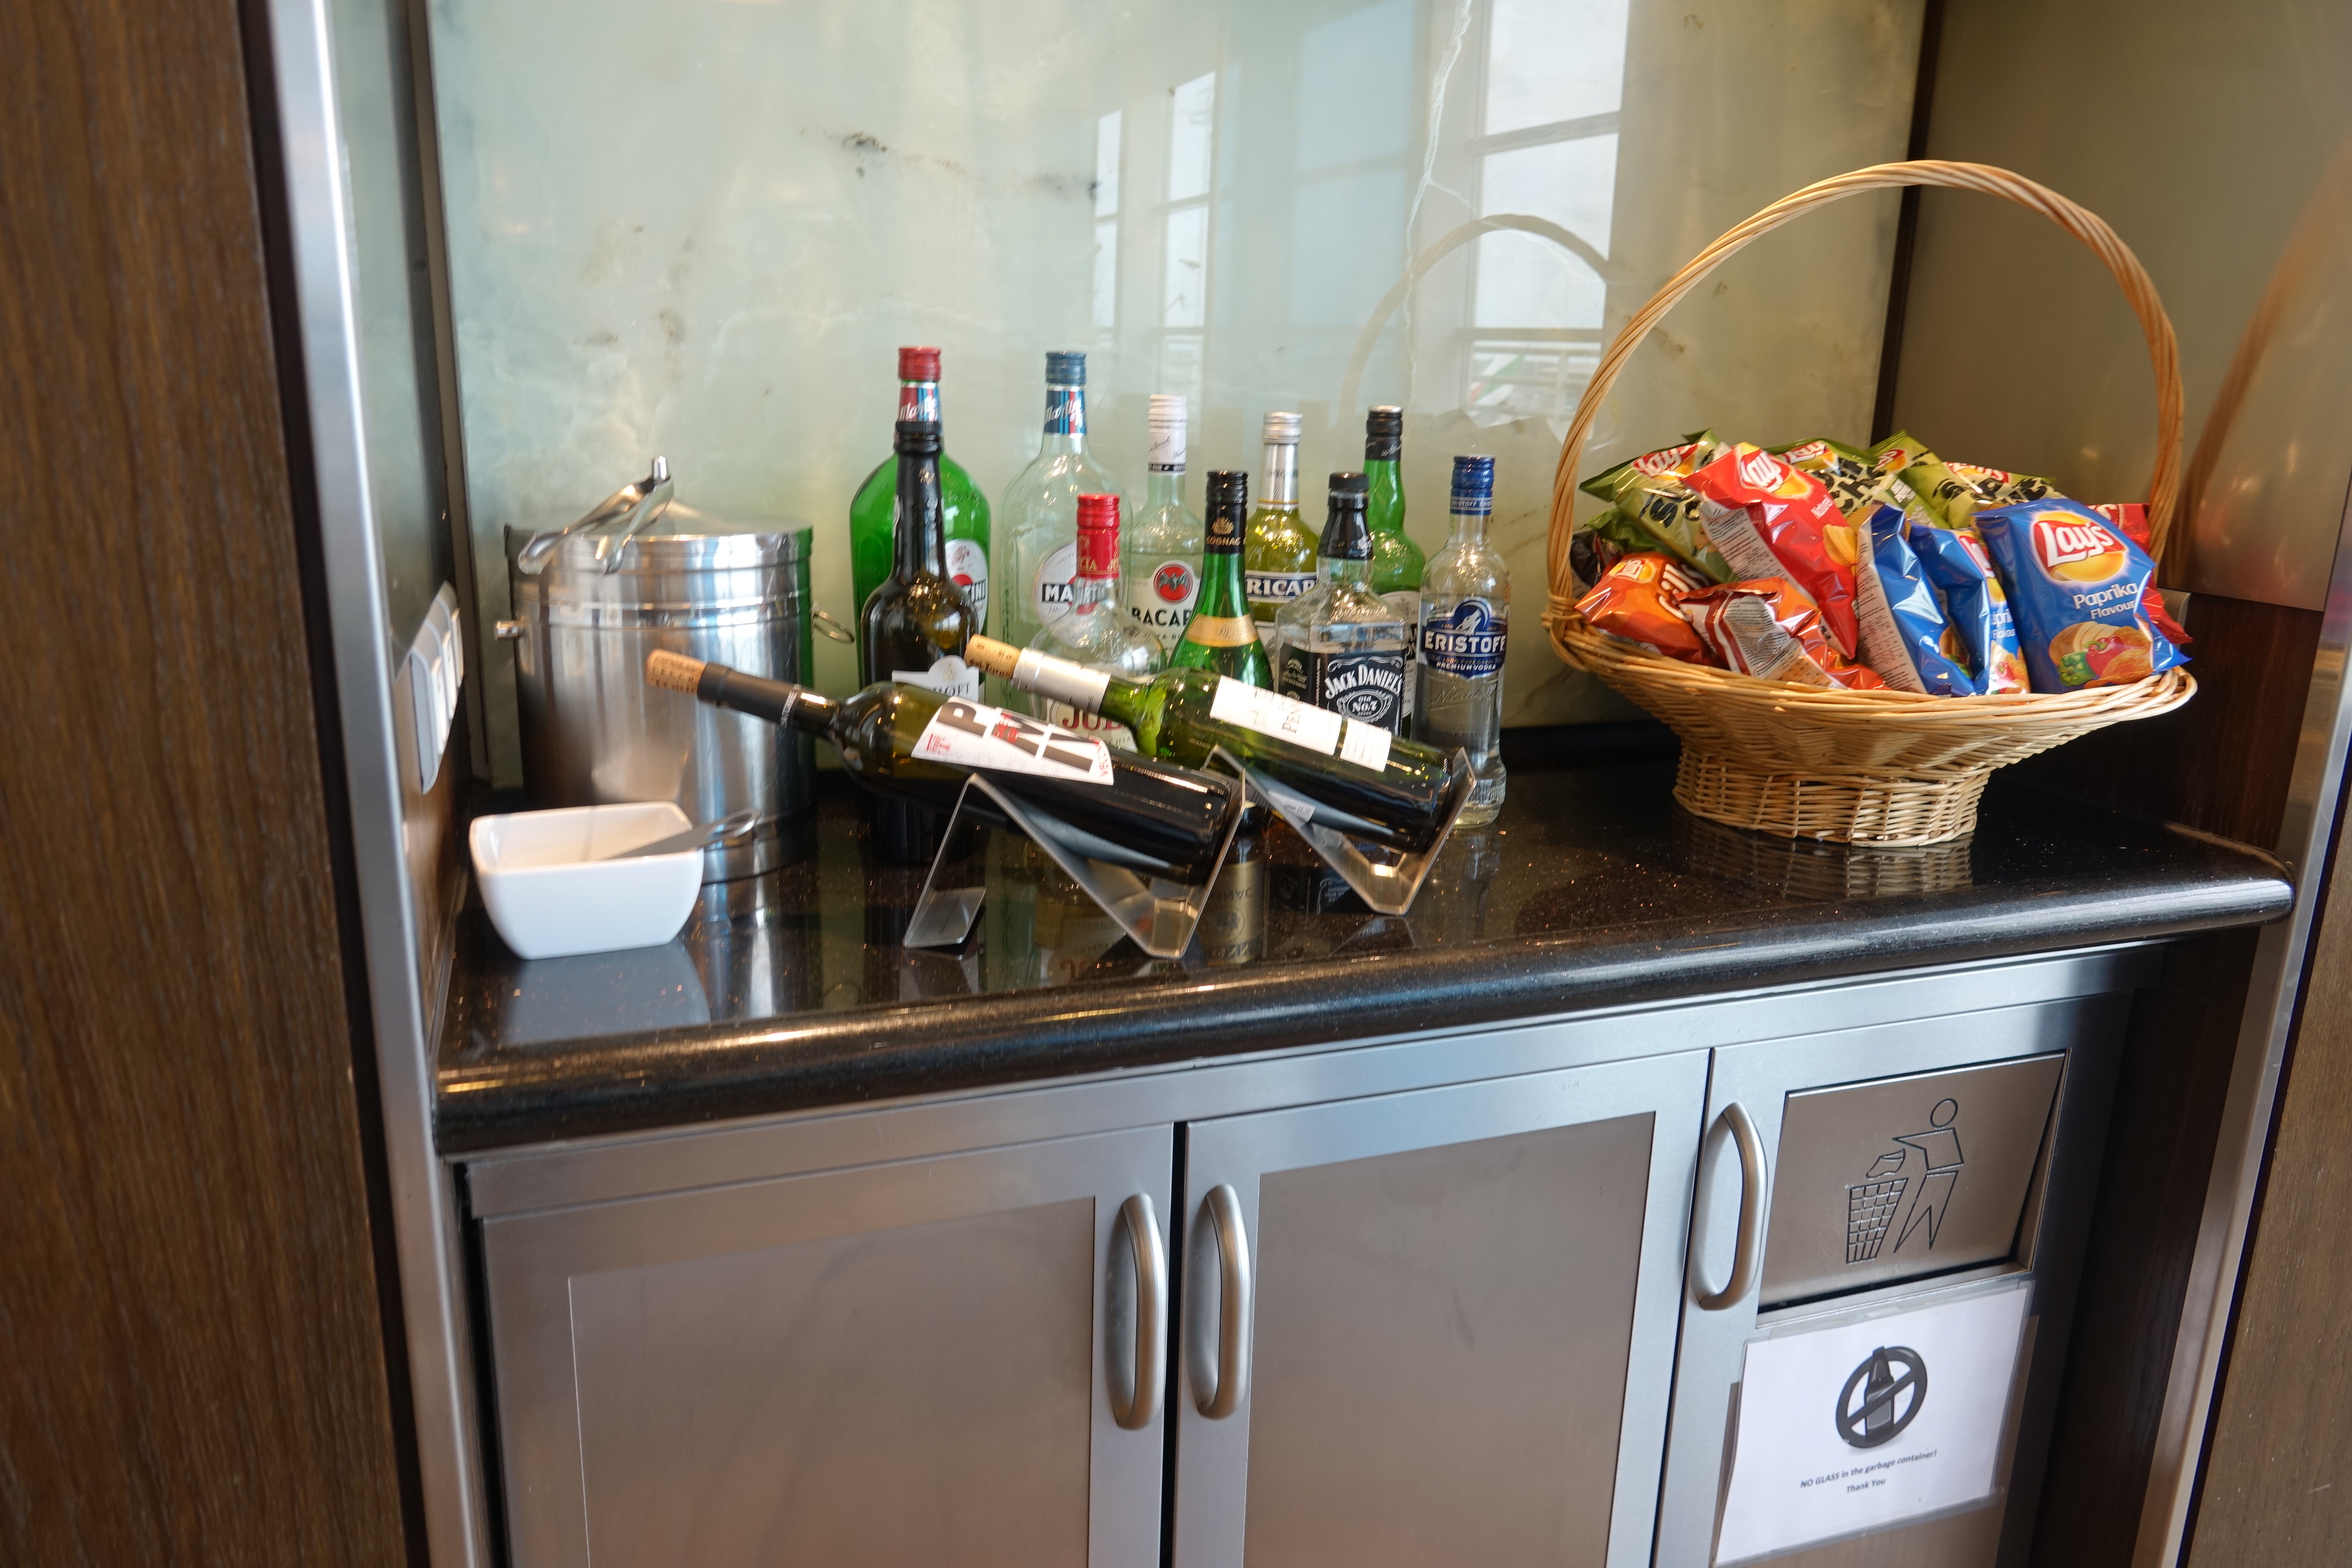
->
xmin=913 ymin=698 xmax=1114 ymax=786
xmin=1714 ymin=1282 xmax=2029 ymax=1565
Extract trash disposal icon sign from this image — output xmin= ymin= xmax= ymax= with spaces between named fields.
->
xmin=1835 ymin=1345 xmax=1927 ymax=1448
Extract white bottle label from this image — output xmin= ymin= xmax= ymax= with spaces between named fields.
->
xmin=946 ymin=538 xmax=989 ymax=632
xmin=891 ymin=656 xmax=982 ymax=701
xmin=1040 ymin=700 xmax=1137 ymax=751
xmin=1126 ymin=557 xmax=1200 ymax=638
xmin=1033 ymin=540 xmax=1077 ymax=624
xmin=1208 ymin=676 xmax=1393 ymax=772
xmin=913 ymin=697 xmax=1115 ymax=786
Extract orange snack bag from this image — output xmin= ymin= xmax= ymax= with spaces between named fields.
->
xmin=1686 ymin=444 xmax=1863 ymax=658
xmin=1573 ymin=552 xmax=1711 ymax=664
xmin=1682 ymin=578 xmax=1886 ymax=690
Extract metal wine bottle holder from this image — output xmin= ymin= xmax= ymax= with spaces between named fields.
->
xmin=903 ymin=768 xmax=1249 ymax=959
xmin=1209 ymin=745 xmax=1477 ymax=915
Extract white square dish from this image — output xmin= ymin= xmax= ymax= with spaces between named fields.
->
xmin=469 ymin=802 xmax=703 ymax=959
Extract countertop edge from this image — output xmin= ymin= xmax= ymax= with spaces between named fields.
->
xmin=435 ymin=870 xmax=2292 ymax=1154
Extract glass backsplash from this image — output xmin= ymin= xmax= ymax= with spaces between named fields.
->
xmin=428 ymin=0 xmax=1926 ymax=782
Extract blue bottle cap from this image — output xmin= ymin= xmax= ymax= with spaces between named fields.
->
xmin=1451 ymin=454 xmax=1495 ymax=515
xmin=1045 ymin=350 xmax=1087 ymax=385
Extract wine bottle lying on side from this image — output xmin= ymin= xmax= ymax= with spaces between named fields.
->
xmin=644 ymin=650 xmax=1236 ymax=880
xmin=961 ymin=635 xmax=1461 ymax=855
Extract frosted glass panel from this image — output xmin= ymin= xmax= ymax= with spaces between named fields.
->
xmin=429 ymin=0 xmax=1926 ymax=781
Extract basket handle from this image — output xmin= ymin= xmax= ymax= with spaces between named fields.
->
xmin=1543 ymin=160 xmax=2184 ymax=630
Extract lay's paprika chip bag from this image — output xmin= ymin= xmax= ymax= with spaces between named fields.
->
xmin=1685 ymin=443 xmax=1863 ymax=658
xmin=1975 ymin=498 xmax=2187 ymax=691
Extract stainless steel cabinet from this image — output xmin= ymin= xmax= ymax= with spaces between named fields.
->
xmin=1170 ymin=1051 xmax=1711 ymax=1568
xmin=479 ymin=1125 xmax=1174 ymax=1567
xmin=1655 ymin=993 xmax=2125 ymax=1568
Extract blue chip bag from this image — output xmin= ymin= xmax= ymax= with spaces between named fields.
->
xmin=1851 ymin=505 xmax=1976 ymax=696
xmin=1908 ymin=506 xmax=2031 ymax=694
xmin=1976 ymin=498 xmax=2188 ymax=691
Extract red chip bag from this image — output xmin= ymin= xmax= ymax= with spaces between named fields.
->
xmin=2089 ymin=503 xmax=2193 ymax=648
xmin=1682 ymin=577 xmax=1886 ymax=690
xmin=1572 ymin=552 xmax=1711 ymax=663
xmin=1686 ymin=443 xmax=1863 ymax=658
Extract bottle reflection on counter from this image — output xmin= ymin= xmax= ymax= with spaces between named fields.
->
xmin=1194 ymin=830 xmax=1266 ymax=966
xmin=1416 ymin=829 xmax=1503 ymax=944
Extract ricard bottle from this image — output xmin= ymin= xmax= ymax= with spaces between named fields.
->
xmin=1274 ymin=472 xmax=1410 ymax=734
xmin=848 ymin=347 xmax=991 ymax=639
xmin=995 ymin=350 xmax=1122 ymax=700
xmin=1243 ymin=411 xmax=1314 ymax=655
xmin=1416 ymin=454 xmax=1508 ymax=823
xmin=1169 ymin=469 xmax=1272 ymax=687
xmin=1363 ymin=405 xmax=1424 ymax=730
xmin=1027 ymin=493 xmax=1163 ymax=749
xmin=1123 ymin=394 xmax=1204 ymax=651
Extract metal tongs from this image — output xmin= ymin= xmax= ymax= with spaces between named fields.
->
xmin=513 ymin=456 xmax=676 ymax=576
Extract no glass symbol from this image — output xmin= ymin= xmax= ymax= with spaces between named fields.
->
xmin=1835 ymin=1345 xmax=1927 ymax=1449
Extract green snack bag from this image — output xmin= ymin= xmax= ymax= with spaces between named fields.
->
xmin=1950 ymin=461 xmax=2064 ymax=510
xmin=1770 ymin=437 xmax=1881 ymax=521
xmin=1577 ymin=430 xmax=1734 ymax=581
xmin=1867 ymin=430 xmax=1979 ymax=530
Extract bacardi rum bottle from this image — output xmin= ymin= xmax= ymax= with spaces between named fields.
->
xmin=1123 ymin=393 xmax=1203 ymax=651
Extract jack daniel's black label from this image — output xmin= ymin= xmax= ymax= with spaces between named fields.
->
xmin=1277 ymin=647 xmax=1405 ymax=731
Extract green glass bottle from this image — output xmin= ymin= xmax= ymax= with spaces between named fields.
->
xmin=1243 ymin=410 xmax=1315 ymax=655
xmin=850 ymin=347 xmax=991 ymax=642
xmin=1170 ymin=469 xmax=1271 ymax=687
xmin=1364 ymin=405 xmax=1425 ymax=732
xmin=965 ymin=635 xmax=1455 ymax=853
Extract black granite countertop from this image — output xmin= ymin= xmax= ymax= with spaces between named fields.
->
xmin=437 ymin=732 xmax=2293 ymax=1153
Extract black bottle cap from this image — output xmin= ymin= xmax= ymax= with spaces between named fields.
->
xmin=1205 ymin=469 xmax=1249 ymax=511
xmin=1365 ymin=406 xmax=1402 ymax=462
xmin=894 ymin=419 xmax=942 ymax=456
xmin=1320 ymin=471 xmax=1371 ymax=560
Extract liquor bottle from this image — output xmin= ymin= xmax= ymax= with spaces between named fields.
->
xmin=861 ymin=419 xmax=980 ymax=861
xmin=995 ymin=350 xmax=1122 ymax=701
xmin=849 ymin=347 xmax=990 ymax=636
xmin=1027 ymin=493 xmax=1163 ymax=748
xmin=1170 ymin=470 xmax=1272 ymax=687
xmin=1416 ymin=454 xmax=1508 ymax=823
xmin=1274 ymin=472 xmax=1410 ymax=734
xmin=645 ymin=651 xmax=1233 ymax=880
xmin=1364 ymin=405 xmax=1425 ymax=731
xmin=1123 ymin=394 xmax=1203 ymax=650
xmin=1242 ymin=411 xmax=1314 ymax=654
xmin=963 ymin=634 xmax=1457 ymax=854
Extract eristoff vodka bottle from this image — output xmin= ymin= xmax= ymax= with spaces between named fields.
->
xmin=1243 ymin=411 xmax=1315 ymax=653
xmin=1416 ymin=454 xmax=1508 ymax=823
xmin=1274 ymin=472 xmax=1410 ymax=733
xmin=995 ymin=351 xmax=1121 ymax=702
xmin=1123 ymin=394 xmax=1203 ymax=650
xmin=1027 ymin=494 xmax=1163 ymax=749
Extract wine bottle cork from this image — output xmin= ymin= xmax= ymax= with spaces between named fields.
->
xmin=963 ymin=635 xmax=1021 ymax=680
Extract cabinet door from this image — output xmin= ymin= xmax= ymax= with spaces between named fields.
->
xmin=1655 ymin=993 xmax=2126 ymax=1568
xmin=1170 ymin=1050 xmax=1710 ymax=1568
xmin=480 ymin=1124 xmax=1174 ymax=1567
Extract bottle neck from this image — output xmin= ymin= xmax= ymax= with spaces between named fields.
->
xmin=1447 ymin=508 xmax=1491 ymax=546
xmin=1069 ymin=567 xmax=1119 ymax=613
xmin=897 ymin=378 xmax=941 ymax=425
xmin=895 ymin=448 xmax=949 ymax=578
xmin=1145 ymin=466 xmax=1186 ymax=509
xmin=1193 ymin=506 xmax=1248 ymax=615
xmin=1321 ymin=557 xmax=1372 ymax=588
xmin=1259 ymin=442 xmax=1298 ymax=506
xmin=1365 ymin=457 xmax=1403 ymax=535
xmin=1040 ymin=384 xmax=1088 ymax=454
xmin=785 ymin=685 xmax=842 ymax=740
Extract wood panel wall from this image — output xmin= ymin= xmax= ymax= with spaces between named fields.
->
xmin=0 ymin=1 xmax=410 ymax=1562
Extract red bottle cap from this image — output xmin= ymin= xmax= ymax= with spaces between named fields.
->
xmin=898 ymin=345 xmax=942 ymax=381
xmin=1075 ymin=493 xmax=1120 ymax=577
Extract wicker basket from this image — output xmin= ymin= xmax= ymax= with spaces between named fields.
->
xmin=1542 ymin=160 xmax=2197 ymax=846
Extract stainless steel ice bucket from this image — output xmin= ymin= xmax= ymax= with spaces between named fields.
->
xmin=503 ymin=509 xmax=816 ymax=881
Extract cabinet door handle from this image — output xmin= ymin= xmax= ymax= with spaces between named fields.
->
xmin=1693 ymin=1102 xmax=1768 ymax=1312
xmin=1109 ymin=1193 xmax=1166 ymax=1431
xmin=1189 ymin=1184 xmax=1254 ymax=1419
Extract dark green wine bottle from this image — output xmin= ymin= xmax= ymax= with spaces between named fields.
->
xmin=1170 ymin=469 xmax=1271 ymax=687
xmin=645 ymin=651 xmax=1233 ymax=879
xmin=964 ymin=635 xmax=1456 ymax=853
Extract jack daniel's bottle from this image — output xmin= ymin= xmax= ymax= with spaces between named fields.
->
xmin=645 ymin=652 xmax=1233 ymax=880
xmin=1274 ymin=472 xmax=1410 ymax=734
